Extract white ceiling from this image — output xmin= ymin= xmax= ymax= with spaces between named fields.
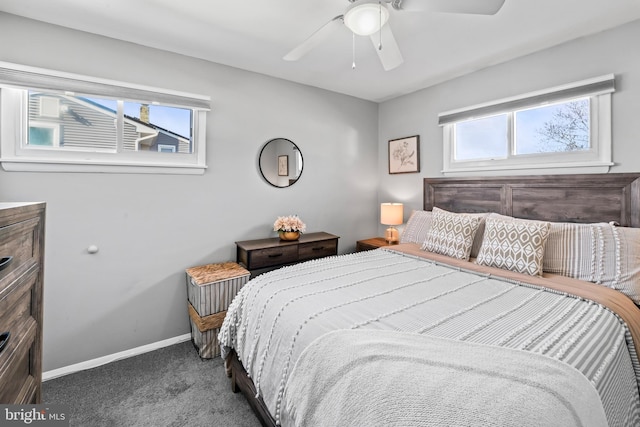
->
xmin=2 ymin=0 xmax=640 ymax=102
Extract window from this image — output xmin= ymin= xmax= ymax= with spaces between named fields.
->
xmin=28 ymin=122 xmax=59 ymax=147
xmin=439 ymin=75 xmax=614 ymax=174
xmin=0 ymin=61 xmax=210 ymax=174
xmin=39 ymin=96 xmax=60 ymax=118
xmin=157 ymin=144 xmax=177 ymax=153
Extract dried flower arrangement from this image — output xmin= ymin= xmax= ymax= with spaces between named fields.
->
xmin=273 ymin=215 xmax=306 ymax=233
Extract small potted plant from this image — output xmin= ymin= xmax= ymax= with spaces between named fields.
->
xmin=273 ymin=215 xmax=306 ymax=241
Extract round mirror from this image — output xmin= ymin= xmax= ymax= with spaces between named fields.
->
xmin=258 ymin=138 xmax=304 ymax=188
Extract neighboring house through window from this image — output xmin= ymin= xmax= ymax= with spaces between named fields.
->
xmin=0 ymin=61 xmax=210 ymax=174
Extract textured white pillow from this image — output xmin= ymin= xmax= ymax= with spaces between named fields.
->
xmin=476 ymin=216 xmax=551 ymax=276
xmin=400 ymin=210 xmax=433 ymax=244
xmin=544 ymin=221 xmax=640 ymax=304
xmin=543 ymin=221 xmax=614 ymax=280
xmin=614 ymin=227 xmax=640 ymax=305
xmin=422 ymin=207 xmax=481 ymax=260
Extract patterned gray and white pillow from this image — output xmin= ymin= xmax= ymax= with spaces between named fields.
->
xmin=422 ymin=207 xmax=481 ymax=260
xmin=468 ymin=212 xmax=490 ymax=258
xmin=476 ymin=217 xmax=551 ymax=276
xmin=402 ymin=209 xmax=488 ymax=254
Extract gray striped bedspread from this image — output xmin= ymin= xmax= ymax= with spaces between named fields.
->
xmin=219 ymin=245 xmax=640 ymax=426
xmin=281 ymin=330 xmax=608 ymax=427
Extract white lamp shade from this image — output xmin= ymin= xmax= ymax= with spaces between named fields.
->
xmin=344 ymin=1 xmax=390 ymax=36
xmin=380 ymin=203 xmax=403 ymax=226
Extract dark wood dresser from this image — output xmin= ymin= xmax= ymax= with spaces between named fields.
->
xmin=236 ymin=232 xmax=339 ymax=277
xmin=0 ymin=202 xmax=46 ymax=404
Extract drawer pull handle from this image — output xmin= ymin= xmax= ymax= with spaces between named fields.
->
xmin=0 ymin=256 xmax=12 ymax=272
xmin=312 ymin=247 xmax=324 ymax=251
xmin=0 ymin=332 xmax=9 ymax=354
xmin=268 ymin=253 xmax=283 ymax=258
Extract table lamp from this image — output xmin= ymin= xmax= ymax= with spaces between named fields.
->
xmin=381 ymin=203 xmax=403 ymax=244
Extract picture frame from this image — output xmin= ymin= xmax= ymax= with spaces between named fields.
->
xmin=278 ymin=155 xmax=289 ymax=176
xmin=389 ymin=135 xmax=420 ymax=174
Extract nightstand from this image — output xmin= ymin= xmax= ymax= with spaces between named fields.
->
xmin=185 ymin=262 xmax=250 ymax=358
xmin=236 ymin=232 xmax=339 ymax=277
xmin=356 ymin=237 xmax=395 ymax=252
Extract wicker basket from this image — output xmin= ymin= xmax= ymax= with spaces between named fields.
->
xmin=185 ymin=262 xmax=250 ymax=358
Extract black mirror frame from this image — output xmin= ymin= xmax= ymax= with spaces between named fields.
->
xmin=258 ymin=138 xmax=304 ymax=188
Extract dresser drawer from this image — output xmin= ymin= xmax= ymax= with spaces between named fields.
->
xmin=0 ymin=317 xmax=37 ymax=403
xmin=0 ymin=217 xmax=41 ymax=287
xmin=236 ymin=232 xmax=339 ymax=277
xmin=0 ymin=203 xmax=45 ymax=405
xmin=249 ymin=245 xmax=298 ymax=269
xmin=0 ymin=264 xmax=40 ymax=404
xmin=298 ymin=239 xmax=338 ymax=261
xmin=0 ymin=267 xmax=39 ymax=336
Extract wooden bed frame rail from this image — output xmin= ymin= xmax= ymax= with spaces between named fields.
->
xmin=229 ymin=350 xmax=277 ymax=427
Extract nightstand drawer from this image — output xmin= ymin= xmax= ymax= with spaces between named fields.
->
xmin=249 ymin=245 xmax=298 ymax=269
xmin=298 ymin=239 xmax=337 ymax=261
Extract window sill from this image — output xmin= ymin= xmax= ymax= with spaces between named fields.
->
xmin=0 ymin=158 xmax=207 ymax=175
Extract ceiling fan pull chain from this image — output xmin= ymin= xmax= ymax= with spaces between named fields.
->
xmin=378 ymin=1 xmax=383 ymax=50
xmin=352 ymin=32 xmax=356 ymax=69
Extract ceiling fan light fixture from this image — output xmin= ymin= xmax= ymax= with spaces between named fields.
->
xmin=344 ymin=1 xmax=390 ymax=36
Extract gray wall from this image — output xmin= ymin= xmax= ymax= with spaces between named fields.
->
xmin=4 ymin=11 xmax=639 ymax=372
xmin=0 ymin=13 xmax=379 ymax=371
xmin=378 ymin=19 xmax=640 ymax=222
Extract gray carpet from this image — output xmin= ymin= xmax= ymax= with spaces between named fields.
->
xmin=43 ymin=341 xmax=262 ymax=427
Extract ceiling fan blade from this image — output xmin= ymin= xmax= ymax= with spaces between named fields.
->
xmin=399 ymin=0 xmax=505 ymax=15
xmin=370 ymin=24 xmax=403 ymax=71
xmin=283 ymin=16 xmax=343 ymax=61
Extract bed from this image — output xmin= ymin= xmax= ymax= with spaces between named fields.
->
xmin=220 ymin=173 xmax=640 ymax=427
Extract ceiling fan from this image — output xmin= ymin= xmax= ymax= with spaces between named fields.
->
xmin=283 ymin=0 xmax=506 ymax=71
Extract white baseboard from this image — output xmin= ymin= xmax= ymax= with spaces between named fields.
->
xmin=42 ymin=333 xmax=193 ymax=382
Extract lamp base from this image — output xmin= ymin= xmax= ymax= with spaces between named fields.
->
xmin=385 ymin=226 xmax=399 ymax=244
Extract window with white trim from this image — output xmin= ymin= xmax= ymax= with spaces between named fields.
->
xmin=0 ymin=62 xmax=210 ymax=174
xmin=439 ymin=75 xmax=614 ymax=175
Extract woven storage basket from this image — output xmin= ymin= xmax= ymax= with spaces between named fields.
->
xmin=185 ymin=262 xmax=250 ymax=358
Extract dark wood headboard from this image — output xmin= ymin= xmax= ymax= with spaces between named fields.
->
xmin=424 ymin=173 xmax=640 ymax=227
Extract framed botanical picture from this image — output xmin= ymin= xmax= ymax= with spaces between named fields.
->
xmin=278 ymin=155 xmax=289 ymax=176
xmin=389 ymin=135 xmax=420 ymax=174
